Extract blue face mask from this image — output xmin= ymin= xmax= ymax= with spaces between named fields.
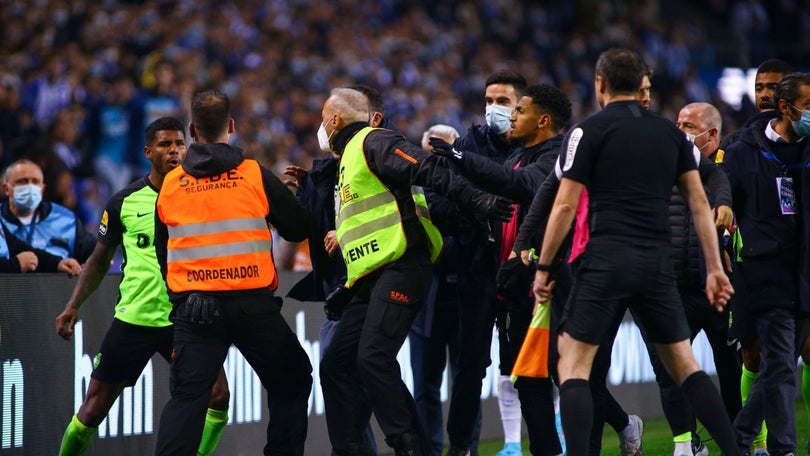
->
xmin=485 ymin=104 xmax=513 ymax=134
xmin=789 ymin=104 xmax=810 ymax=137
xmin=12 ymin=184 xmax=43 ymax=212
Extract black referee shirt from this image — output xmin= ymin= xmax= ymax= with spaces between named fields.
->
xmin=560 ymin=100 xmax=696 ymax=243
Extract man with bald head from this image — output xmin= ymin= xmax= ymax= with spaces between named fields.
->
xmin=317 ymin=88 xmax=512 ymax=456
xmin=678 ymin=102 xmax=724 ymax=162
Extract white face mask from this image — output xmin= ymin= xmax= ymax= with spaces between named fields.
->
xmin=12 ymin=184 xmax=43 ymax=212
xmin=485 ymin=104 xmax=513 ymax=134
xmin=685 ymin=129 xmax=709 ymax=145
xmin=318 ymin=118 xmax=335 ymax=153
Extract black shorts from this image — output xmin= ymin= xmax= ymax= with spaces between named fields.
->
xmin=91 ymin=318 xmax=173 ymax=386
xmin=561 ymin=243 xmax=690 ymax=345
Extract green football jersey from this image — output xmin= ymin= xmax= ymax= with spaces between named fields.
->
xmin=98 ymin=177 xmax=171 ymax=327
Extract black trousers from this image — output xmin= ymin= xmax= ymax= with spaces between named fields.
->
xmin=155 ymin=294 xmax=313 ymax=456
xmin=445 ymin=242 xmax=499 ymax=450
xmin=644 ymin=285 xmax=741 ymax=436
xmin=410 ymin=301 xmax=482 ymax=455
xmin=320 ymin=252 xmax=433 ymax=453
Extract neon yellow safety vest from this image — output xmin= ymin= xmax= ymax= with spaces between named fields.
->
xmin=336 ymin=127 xmax=443 ymax=287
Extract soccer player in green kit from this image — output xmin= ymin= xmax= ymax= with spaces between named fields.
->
xmin=55 ymin=117 xmax=230 ymax=455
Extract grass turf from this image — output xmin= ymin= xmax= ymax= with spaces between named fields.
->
xmin=469 ymin=399 xmax=810 ymax=455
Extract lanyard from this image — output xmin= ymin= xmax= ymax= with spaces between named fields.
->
xmin=759 ymin=150 xmax=810 ymax=173
xmin=23 ymin=211 xmax=39 ymax=245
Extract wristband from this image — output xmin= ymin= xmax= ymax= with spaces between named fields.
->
xmin=535 ymin=263 xmax=554 ymax=272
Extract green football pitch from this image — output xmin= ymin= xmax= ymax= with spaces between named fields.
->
xmin=385 ymin=400 xmax=810 ymax=455
xmin=481 ymin=400 xmax=810 ymax=456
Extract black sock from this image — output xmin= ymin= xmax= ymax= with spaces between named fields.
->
xmin=559 ymin=379 xmax=592 ymax=456
xmin=681 ymin=371 xmax=740 ymax=455
xmin=589 ymin=385 xmax=607 ymax=456
xmin=604 ymin=390 xmax=629 ymax=433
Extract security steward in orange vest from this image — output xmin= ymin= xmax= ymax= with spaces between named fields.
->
xmin=317 ymin=88 xmax=513 ymax=456
xmin=153 ymin=89 xmax=313 ymax=456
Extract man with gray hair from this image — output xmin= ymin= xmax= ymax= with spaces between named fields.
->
xmin=677 ymin=102 xmax=724 ymax=162
xmin=317 ymin=88 xmax=512 ymax=456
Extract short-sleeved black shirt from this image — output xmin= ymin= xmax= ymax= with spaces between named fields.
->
xmin=561 ymin=100 xmax=696 ymax=243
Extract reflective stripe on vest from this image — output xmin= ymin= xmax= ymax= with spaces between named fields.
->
xmin=158 ymin=159 xmax=277 ymax=293
xmin=336 ymin=127 xmax=442 ymax=287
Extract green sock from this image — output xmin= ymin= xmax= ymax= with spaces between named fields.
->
xmin=197 ymin=408 xmax=229 ymax=456
xmin=673 ymin=431 xmax=691 ymax=443
xmin=741 ymin=366 xmax=768 ymax=446
xmin=801 ymin=362 xmax=810 ymax=446
xmin=740 ymin=365 xmax=757 ymax=405
xmin=59 ymin=414 xmax=96 ymax=456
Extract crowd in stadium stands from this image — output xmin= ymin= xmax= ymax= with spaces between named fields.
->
xmin=7 ymin=1 xmax=810 ymax=455
xmin=0 ymin=0 xmax=807 ymax=262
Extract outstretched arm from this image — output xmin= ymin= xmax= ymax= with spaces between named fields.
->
xmin=430 ymin=137 xmax=556 ymax=204
xmin=368 ymin=131 xmax=514 ymax=223
xmin=262 ymin=167 xmax=313 ymax=242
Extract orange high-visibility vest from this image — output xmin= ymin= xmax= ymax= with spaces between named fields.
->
xmin=157 ymin=159 xmax=277 ymax=293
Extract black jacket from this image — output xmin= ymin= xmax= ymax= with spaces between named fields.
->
xmin=454 ymin=135 xmax=566 ymax=314
xmin=669 ymin=154 xmax=732 ymax=288
xmin=286 ymin=154 xmax=346 ymax=302
xmin=154 ymin=142 xmax=312 ymax=301
xmin=719 ymin=110 xmax=777 ymax=151
xmin=722 ymin=117 xmax=806 ymax=312
xmin=429 ymin=124 xmax=514 ymax=245
xmin=513 ymin=170 xmax=561 ymax=255
xmin=333 ymin=122 xmax=500 ymax=254
xmin=457 ymin=134 xmax=562 ymax=234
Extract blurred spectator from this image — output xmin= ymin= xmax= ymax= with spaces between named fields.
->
xmin=1 ymin=159 xmax=95 ymax=263
xmin=21 ymin=52 xmax=75 ymax=129
xmin=131 ymin=59 xmax=183 ymax=178
xmin=0 ymin=222 xmax=81 ymax=275
xmin=0 ymin=0 xmax=808 ymax=270
xmin=85 ymin=73 xmax=140 ymax=200
xmin=0 ymin=73 xmax=23 ymax=170
xmin=731 ymin=0 xmax=770 ymax=66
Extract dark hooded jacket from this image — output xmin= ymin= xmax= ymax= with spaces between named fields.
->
xmin=721 ymin=113 xmax=807 ymax=313
xmin=154 ymin=142 xmax=312 ymax=301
